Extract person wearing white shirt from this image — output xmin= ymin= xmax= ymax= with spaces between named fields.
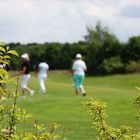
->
xmin=37 ymin=61 xmax=49 ymax=94
xmin=72 ymin=53 xmax=87 ymax=96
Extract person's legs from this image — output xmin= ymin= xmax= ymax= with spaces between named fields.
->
xmin=24 ymin=87 xmax=34 ymax=93
xmin=73 ymin=74 xmax=79 ymax=95
xmin=74 ymin=74 xmax=82 ymax=95
xmin=21 ymin=74 xmax=34 ymax=96
xmin=80 ymin=85 xmax=85 ymax=93
xmin=74 ymin=88 xmax=79 ymax=95
xmin=78 ymin=75 xmax=86 ymax=96
xmin=80 ymin=85 xmax=86 ymax=96
xmin=21 ymin=75 xmax=27 ymax=96
xmin=39 ymin=76 xmax=46 ymax=93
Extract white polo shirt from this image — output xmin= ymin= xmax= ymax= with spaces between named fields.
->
xmin=38 ymin=62 xmax=49 ymax=76
xmin=72 ymin=59 xmax=87 ymax=76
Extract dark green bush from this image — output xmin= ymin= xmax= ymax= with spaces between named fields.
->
xmin=126 ymin=61 xmax=140 ymax=73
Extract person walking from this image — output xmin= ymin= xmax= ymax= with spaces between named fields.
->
xmin=72 ymin=53 xmax=87 ymax=96
xmin=37 ymin=60 xmax=49 ymax=94
xmin=20 ymin=53 xmax=34 ymax=99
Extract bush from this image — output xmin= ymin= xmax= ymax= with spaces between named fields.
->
xmin=83 ymin=87 xmax=140 ymax=140
xmin=99 ymin=56 xmax=124 ymax=74
xmin=0 ymin=42 xmax=67 ymax=140
xmin=126 ymin=61 xmax=140 ymax=73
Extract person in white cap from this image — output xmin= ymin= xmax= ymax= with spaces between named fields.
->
xmin=36 ymin=59 xmax=49 ymax=94
xmin=72 ymin=53 xmax=87 ymax=96
xmin=20 ymin=53 xmax=34 ymax=99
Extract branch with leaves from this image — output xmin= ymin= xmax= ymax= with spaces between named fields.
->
xmin=83 ymin=97 xmax=140 ymax=140
xmin=0 ymin=42 xmax=68 ymax=140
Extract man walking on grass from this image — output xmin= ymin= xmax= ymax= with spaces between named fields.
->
xmin=37 ymin=60 xmax=49 ymax=94
xmin=72 ymin=53 xmax=87 ymax=96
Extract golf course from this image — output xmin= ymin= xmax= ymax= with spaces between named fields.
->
xmin=8 ymin=71 xmax=140 ymax=140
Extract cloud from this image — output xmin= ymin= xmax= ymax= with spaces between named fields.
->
xmin=121 ymin=5 xmax=140 ymax=18
xmin=0 ymin=0 xmax=140 ymax=43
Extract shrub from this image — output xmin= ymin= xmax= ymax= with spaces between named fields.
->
xmin=125 ymin=61 xmax=140 ymax=73
xmin=99 ymin=56 xmax=124 ymax=74
xmin=83 ymin=87 xmax=140 ymax=140
xmin=0 ymin=42 xmax=67 ymax=140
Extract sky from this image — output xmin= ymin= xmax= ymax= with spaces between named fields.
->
xmin=0 ymin=0 xmax=140 ymax=43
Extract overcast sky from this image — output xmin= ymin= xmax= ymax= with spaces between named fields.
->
xmin=0 ymin=0 xmax=140 ymax=43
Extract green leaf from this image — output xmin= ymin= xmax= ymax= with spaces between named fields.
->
xmin=0 ymin=60 xmax=4 ymax=63
xmin=25 ymin=114 xmax=33 ymax=119
xmin=23 ymin=133 xmax=35 ymax=140
xmin=0 ymin=68 xmax=10 ymax=80
xmin=4 ymin=55 xmax=11 ymax=59
xmin=0 ymin=105 xmax=5 ymax=111
xmin=6 ymin=46 xmax=9 ymax=51
xmin=135 ymin=87 xmax=140 ymax=92
xmin=0 ymin=47 xmax=5 ymax=53
xmin=17 ymin=92 xmax=21 ymax=97
xmin=3 ymin=60 xmax=10 ymax=65
xmin=7 ymin=50 xmax=19 ymax=57
xmin=0 ymin=42 xmax=6 ymax=46
xmin=0 ymin=79 xmax=8 ymax=83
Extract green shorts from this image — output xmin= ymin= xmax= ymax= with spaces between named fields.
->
xmin=73 ymin=74 xmax=85 ymax=88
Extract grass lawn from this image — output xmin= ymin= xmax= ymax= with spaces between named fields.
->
xmin=8 ymin=71 xmax=140 ymax=140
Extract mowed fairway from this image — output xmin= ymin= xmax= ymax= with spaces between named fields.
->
xmin=8 ymin=71 xmax=140 ymax=140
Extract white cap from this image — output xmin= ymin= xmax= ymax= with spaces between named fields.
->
xmin=76 ymin=53 xmax=82 ymax=59
xmin=21 ymin=53 xmax=29 ymax=61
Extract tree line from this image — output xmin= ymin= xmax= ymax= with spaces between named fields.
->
xmin=9 ymin=22 xmax=140 ymax=75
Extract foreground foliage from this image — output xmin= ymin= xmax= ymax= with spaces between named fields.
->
xmin=0 ymin=43 xmax=67 ymax=140
xmin=84 ymin=87 xmax=140 ymax=140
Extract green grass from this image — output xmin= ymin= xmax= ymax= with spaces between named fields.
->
xmin=8 ymin=71 xmax=140 ymax=139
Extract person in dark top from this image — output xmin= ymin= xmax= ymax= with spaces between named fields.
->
xmin=20 ymin=53 xmax=34 ymax=99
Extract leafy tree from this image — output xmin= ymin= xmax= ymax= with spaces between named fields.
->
xmin=7 ymin=27 xmax=140 ymax=75
xmin=127 ymin=36 xmax=140 ymax=61
xmin=121 ymin=36 xmax=140 ymax=66
xmin=59 ymin=43 xmax=73 ymax=69
xmin=85 ymin=22 xmax=122 ymax=74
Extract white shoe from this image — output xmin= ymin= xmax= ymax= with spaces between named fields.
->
xmin=30 ymin=90 xmax=34 ymax=96
xmin=18 ymin=96 xmax=26 ymax=101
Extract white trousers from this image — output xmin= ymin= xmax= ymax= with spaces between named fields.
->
xmin=38 ymin=74 xmax=47 ymax=93
xmin=21 ymin=74 xmax=30 ymax=89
